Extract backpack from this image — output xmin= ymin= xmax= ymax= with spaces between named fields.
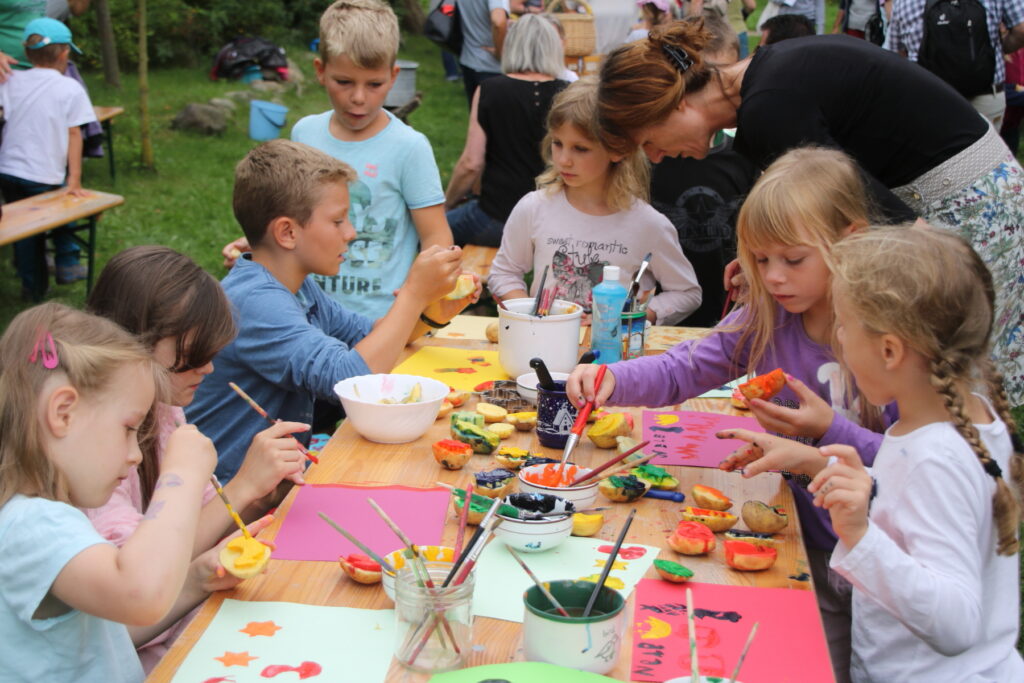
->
xmin=210 ymin=37 xmax=289 ymax=81
xmin=918 ymin=0 xmax=995 ymax=98
xmin=423 ymin=0 xmax=463 ymax=55
xmin=864 ymin=10 xmax=885 ymax=46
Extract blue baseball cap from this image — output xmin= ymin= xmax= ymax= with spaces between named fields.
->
xmin=23 ymin=17 xmax=81 ymax=54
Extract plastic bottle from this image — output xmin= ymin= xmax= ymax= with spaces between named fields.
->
xmin=590 ymin=265 xmax=628 ymax=363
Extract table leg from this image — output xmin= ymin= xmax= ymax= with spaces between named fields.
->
xmin=85 ymin=217 xmax=96 ymax=293
xmin=103 ymin=120 xmax=116 ymax=182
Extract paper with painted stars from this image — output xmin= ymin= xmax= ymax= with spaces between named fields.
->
xmin=472 ymin=537 xmax=657 ymax=623
xmin=429 ymin=661 xmax=619 ymax=681
xmin=169 ymin=599 xmax=395 ymax=683
xmin=391 ymin=346 xmax=510 ymax=391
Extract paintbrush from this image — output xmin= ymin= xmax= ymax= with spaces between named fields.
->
xmin=582 ymin=508 xmax=636 ymax=617
xmin=317 ymin=511 xmax=396 ymax=573
xmin=594 ymin=450 xmax=659 ymax=482
xmin=210 ymin=474 xmax=252 ymax=539
xmin=569 ymin=439 xmax=651 ymax=486
xmin=688 ymin=586 xmax=700 ymax=682
xmin=228 ymin=382 xmax=319 ymax=464
xmin=558 ymin=364 xmax=608 ymax=473
xmin=508 ymin=547 xmax=569 ymax=617
xmin=530 ymin=265 xmax=549 ymax=317
xmin=453 ymin=483 xmax=473 ymax=561
xmin=720 ymin=287 xmax=734 ymax=322
xmin=626 ymin=252 xmax=652 ymax=310
xmin=726 ymin=622 xmax=759 ymax=683
xmin=443 ymin=496 xmax=502 ymax=586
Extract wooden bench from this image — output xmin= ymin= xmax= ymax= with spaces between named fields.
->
xmin=0 ymin=189 xmax=125 ymax=293
xmin=460 ymin=243 xmax=498 ymax=280
xmin=93 ymin=106 xmax=125 ymax=182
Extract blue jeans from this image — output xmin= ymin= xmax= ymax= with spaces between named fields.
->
xmin=0 ymin=173 xmax=81 ymax=298
xmin=446 ymin=199 xmax=506 ymax=247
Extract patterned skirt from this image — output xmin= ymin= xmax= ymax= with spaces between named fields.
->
xmin=896 ymin=126 xmax=1023 ymax=405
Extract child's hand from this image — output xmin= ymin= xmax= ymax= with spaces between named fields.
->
xmin=163 ymin=424 xmax=217 ymax=480
xmin=62 ymin=184 xmax=90 ymax=199
xmin=714 ymin=429 xmax=824 ymax=477
xmin=567 ymin=363 xmax=616 ymax=409
xmin=747 ymin=375 xmax=833 ymax=440
xmin=808 ymin=445 xmax=872 ymax=548
xmin=221 ymin=237 xmax=250 ymax=269
xmin=722 ymin=258 xmax=749 ymax=306
xmin=403 ymin=245 xmax=463 ymax=306
xmin=197 ymin=515 xmax=275 ymax=593
xmin=234 ymin=421 xmax=309 ymax=498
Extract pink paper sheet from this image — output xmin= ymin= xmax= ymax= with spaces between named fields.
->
xmin=642 ymin=411 xmax=766 ymax=468
xmin=272 ymin=484 xmax=450 ymax=562
xmin=630 ymin=580 xmax=833 ymax=682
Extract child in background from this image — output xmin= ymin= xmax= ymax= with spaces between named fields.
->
xmin=627 ymin=0 xmax=674 ymax=42
xmin=568 ymin=146 xmax=891 ymax=683
xmin=85 ymin=246 xmax=304 ymax=672
xmin=0 ymin=17 xmax=94 ymax=300
xmin=813 ymin=227 xmax=1023 ymax=680
xmin=189 ymin=140 xmax=469 ymax=482
xmin=0 ymin=303 xmax=214 ymax=682
xmin=487 ymin=78 xmax=701 ymax=325
xmin=222 ymin=0 xmax=452 ymax=322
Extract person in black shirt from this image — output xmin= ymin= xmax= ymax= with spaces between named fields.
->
xmin=597 ymin=22 xmax=1024 ymax=405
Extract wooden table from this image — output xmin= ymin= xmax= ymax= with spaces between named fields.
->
xmin=149 ymin=336 xmax=824 ymax=682
xmin=93 ymin=106 xmax=125 ymax=182
xmin=0 ymin=188 xmax=124 ymax=293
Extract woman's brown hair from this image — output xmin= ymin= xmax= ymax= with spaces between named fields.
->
xmin=87 ymin=246 xmax=236 ymax=506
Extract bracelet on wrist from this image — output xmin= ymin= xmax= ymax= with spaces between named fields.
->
xmin=419 ymin=313 xmax=450 ymax=329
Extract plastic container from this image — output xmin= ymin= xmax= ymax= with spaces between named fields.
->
xmin=385 ymin=60 xmax=419 ymax=107
xmin=333 ymin=374 xmax=448 ymax=444
xmin=249 ymin=99 xmax=288 ymax=141
xmin=590 ymin=265 xmax=628 ymax=363
xmin=621 ymin=310 xmax=647 ymax=360
xmin=497 ymin=298 xmax=583 ymax=378
xmin=240 ymin=64 xmax=263 ymax=83
xmin=393 ymin=562 xmax=474 ymax=673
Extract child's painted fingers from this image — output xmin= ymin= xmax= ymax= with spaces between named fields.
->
xmin=714 ymin=427 xmax=762 ymax=445
xmin=264 ymin=420 xmax=310 ymax=438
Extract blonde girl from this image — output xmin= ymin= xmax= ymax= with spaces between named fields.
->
xmin=811 ymin=226 xmax=1023 ymax=680
xmin=84 ymin=246 xmax=304 ymax=671
xmin=568 ymin=146 xmax=891 ymax=683
xmin=0 ymin=303 xmax=214 ymax=682
xmin=487 ymin=78 xmax=701 ymax=325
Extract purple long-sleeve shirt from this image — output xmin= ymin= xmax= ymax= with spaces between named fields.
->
xmin=607 ymin=306 xmax=891 ymax=551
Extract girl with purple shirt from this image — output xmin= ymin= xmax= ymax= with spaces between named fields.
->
xmin=568 ymin=147 xmax=890 ymax=683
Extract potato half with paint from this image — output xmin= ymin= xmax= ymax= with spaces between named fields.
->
xmin=432 ymin=439 xmax=473 ymax=470
xmin=474 ymin=468 xmax=517 ymax=498
xmin=339 ymin=553 xmax=383 ymax=584
xmin=654 ymin=558 xmax=694 ymax=583
xmin=219 ymin=536 xmax=271 ymax=579
xmin=506 ymin=411 xmax=538 ymax=431
xmin=724 ymin=540 xmax=778 ymax=571
xmin=587 ymin=412 xmax=634 ymax=448
xmin=487 ymin=423 xmax=515 ymax=440
xmin=681 ymin=506 xmax=738 ymax=533
xmin=691 ymin=484 xmax=732 ymax=511
xmin=571 ymin=512 xmax=604 ymax=537
xmin=443 ymin=273 xmax=476 ymax=300
xmin=451 ymin=488 xmax=490 ymax=525
xmin=741 ymin=500 xmax=789 ymax=534
xmin=598 ymin=474 xmax=651 ymax=502
xmin=476 ymin=402 xmax=508 ymax=423
xmin=485 ymin=321 xmax=499 ymax=343
xmin=667 ymin=520 xmax=716 ymax=555
xmin=724 ymin=529 xmax=779 ymax=548
xmin=494 ymin=446 xmax=534 ymax=469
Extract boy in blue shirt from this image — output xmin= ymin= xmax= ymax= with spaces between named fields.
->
xmin=223 ymin=0 xmax=453 ymax=321
xmin=188 ymin=140 xmax=470 ymax=481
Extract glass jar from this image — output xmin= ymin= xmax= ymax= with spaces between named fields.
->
xmin=393 ymin=561 xmax=475 ymax=673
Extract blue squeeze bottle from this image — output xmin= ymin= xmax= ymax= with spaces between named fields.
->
xmin=590 ymin=265 xmax=628 ymax=363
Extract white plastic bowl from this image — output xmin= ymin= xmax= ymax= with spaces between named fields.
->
xmin=495 ymin=494 xmax=574 ymax=553
xmin=333 ymin=374 xmax=448 ymax=444
xmin=517 ymin=464 xmax=599 ymax=510
xmin=516 ymin=371 xmax=570 ymax=404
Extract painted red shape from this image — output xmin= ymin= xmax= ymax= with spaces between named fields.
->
xmin=260 ymin=661 xmax=322 ymax=679
xmin=201 ymin=677 xmax=235 ymax=683
xmin=598 ymin=544 xmax=646 ymax=559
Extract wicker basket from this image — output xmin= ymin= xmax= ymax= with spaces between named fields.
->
xmin=546 ymin=0 xmax=596 ymax=58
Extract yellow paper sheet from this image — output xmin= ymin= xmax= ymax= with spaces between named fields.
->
xmin=391 ymin=346 xmax=510 ymax=391
xmin=431 ymin=314 xmax=496 ymax=341
xmin=644 ymin=326 xmax=713 ymax=354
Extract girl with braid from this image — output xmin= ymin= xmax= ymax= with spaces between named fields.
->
xmin=810 ymin=226 xmax=1023 ymax=681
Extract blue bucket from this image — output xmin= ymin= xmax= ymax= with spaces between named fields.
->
xmin=249 ymin=99 xmax=288 ymax=141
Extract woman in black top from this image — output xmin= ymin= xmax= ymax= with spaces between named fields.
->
xmin=598 ymin=23 xmax=1024 ymax=404
xmin=445 ymin=14 xmax=568 ymax=247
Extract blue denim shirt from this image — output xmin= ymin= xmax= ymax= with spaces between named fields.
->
xmin=186 ymin=255 xmax=373 ymax=481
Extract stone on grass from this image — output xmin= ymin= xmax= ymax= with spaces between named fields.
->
xmin=208 ymin=97 xmax=236 ymax=112
xmin=225 ymin=90 xmax=254 ymax=102
xmin=170 ymin=103 xmax=228 ymax=135
xmin=250 ymin=80 xmax=285 ymax=94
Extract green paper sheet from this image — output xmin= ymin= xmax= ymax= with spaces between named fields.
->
xmin=430 ymin=661 xmax=618 ymax=682
xmin=472 ymin=537 xmax=658 ymax=623
xmin=169 ymin=599 xmax=395 ymax=683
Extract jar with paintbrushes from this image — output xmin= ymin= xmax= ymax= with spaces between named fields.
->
xmin=393 ymin=560 xmax=475 ymax=673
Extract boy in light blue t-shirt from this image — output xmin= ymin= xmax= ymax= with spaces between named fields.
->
xmin=224 ymin=0 xmax=452 ymax=321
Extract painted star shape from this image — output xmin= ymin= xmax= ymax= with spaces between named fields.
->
xmin=239 ymin=620 xmax=282 ymax=637
xmin=214 ymin=651 xmax=258 ymax=667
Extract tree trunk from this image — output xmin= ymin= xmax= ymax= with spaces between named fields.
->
xmin=93 ymin=0 xmax=121 ymax=88
xmin=399 ymin=0 xmax=425 ymax=34
xmin=138 ymin=0 xmax=154 ymax=169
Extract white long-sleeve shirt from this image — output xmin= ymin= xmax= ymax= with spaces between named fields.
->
xmin=831 ymin=402 xmax=1023 ymax=682
xmin=487 ymin=189 xmax=701 ymax=325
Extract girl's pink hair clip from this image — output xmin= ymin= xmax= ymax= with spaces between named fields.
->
xmin=29 ymin=331 xmax=59 ymax=370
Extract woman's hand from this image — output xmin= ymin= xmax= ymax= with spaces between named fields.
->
xmin=747 ymin=375 xmax=833 ymax=441
xmin=808 ymin=445 xmax=872 ymax=548
xmin=714 ymin=428 xmax=824 ymax=478
xmin=566 ymin=363 xmax=616 ymax=409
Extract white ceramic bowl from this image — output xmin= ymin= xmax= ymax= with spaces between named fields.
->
xmin=515 ymin=371 xmax=570 ymax=404
xmin=517 ymin=464 xmax=599 ymax=510
xmin=333 ymin=374 xmax=448 ymax=444
xmin=381 ymin=545 xmax=455 ymax=602
xmin=495 ymin=494 xmax=574 ymax=553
